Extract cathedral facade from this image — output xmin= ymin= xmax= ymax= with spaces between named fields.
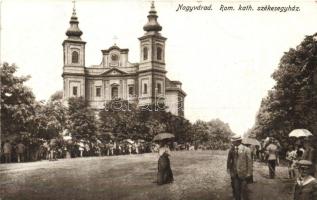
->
xmin=62 ymin=3 xmax=186 ymax=117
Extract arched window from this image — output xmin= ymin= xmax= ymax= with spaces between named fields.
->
xmin=72 ymin=51 xmax=79 ymax=63
xmin=143 ymin=47 xmax=148 ymax=60
xmin=157 ymin=47 xmax=162 ymax=60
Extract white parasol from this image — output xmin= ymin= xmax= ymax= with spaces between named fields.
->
xmin=289 ymin=129 xmax=313 ymax=138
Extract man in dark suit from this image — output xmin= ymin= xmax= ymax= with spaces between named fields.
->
xmin=302 ymin=137 xmax=316 ymax=176
xmin=227 ymin=135 xmax=252 ymax=200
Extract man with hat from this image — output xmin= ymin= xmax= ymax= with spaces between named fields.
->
xmin=302 ymin=137 xmax=316 ymax=176
xmin=294 ymin=160 xmax=317 ymax=200
xmin=265 ymin=137 xmax=279 ymax=179
xmin=227 ymin=135 xmax=252 ymax=200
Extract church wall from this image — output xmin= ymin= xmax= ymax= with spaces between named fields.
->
xmin=102 ymin=49 xmax=129 ymax=68
xmin=120 ymin=53 xmax=128 ymax=67
xmin=64 ymin=43 xmax=85 ymax=66
xmin=63 ymin=66 xmax=85 ymax=74
xmin=85 ymin=76 xmax=138 ymax=107
xmin=138 ymin=73 xmax=152 ymax=105
xmin=62 ymin=3 xmax=185 ymax=117
xmin=165 ymin=91 xmax=179 ymax=116
xmin=64 ymin=76 xmax=85 ymax=99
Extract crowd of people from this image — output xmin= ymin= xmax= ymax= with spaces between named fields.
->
xmin=227 ymin=135 xmax=317 ymax=200
xmin=0 ymin=138 xmax=159 ymax=163
xmin=3 ymin=133 xmax=317 ymax=199
xmin=0 ymin=138 xmax=214 ymax=164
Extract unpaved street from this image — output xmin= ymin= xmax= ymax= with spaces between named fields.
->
xmin=0 ymin=151 xmax=294 ymax=200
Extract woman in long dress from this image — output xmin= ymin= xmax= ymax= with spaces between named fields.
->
xmin=157 ymin=141 xmax=174 ymax=185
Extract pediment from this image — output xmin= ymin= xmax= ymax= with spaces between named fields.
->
xmin=100 ymin=68 xmax=127 ymax=76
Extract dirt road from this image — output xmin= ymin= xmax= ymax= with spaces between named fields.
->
xmin=0 ymin=151 xmax=294 ymax=200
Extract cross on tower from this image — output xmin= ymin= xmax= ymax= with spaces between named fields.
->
xmin=72 ymin=0 xmax=76 ymax=15
xmin=113 ymin=35 xmax=118 ymax=46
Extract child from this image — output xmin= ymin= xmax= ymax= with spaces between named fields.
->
xmin=286 ymin=145 xmax=296 ymax=179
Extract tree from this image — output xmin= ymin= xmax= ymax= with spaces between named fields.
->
xmin=99 ymin=100 xmax=193 ymax=142
xmin=252 ymin=33 xmax=317 ymax=148
xmin=98 ymin=99 xmax=231 ymax=147
xmin=50 ymin=90 xmax=63 ymax=102
xmin=99 ymin=99 xmax=139 ymax=140
xmin=207 ymin=119 xmax=232 ymax=143
xmin=32 ymin=95 xmax=67 ymax=140
xmin=190 ymin=119 xmax=233 ymax=149
xmin=67 ymin=97 xmax=97 ymax=142
xmin=1 ymin=63 xmax=36 ymax=137
xmin=191 ymin=120 xmax=209 ymax=142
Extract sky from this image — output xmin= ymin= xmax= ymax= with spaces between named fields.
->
xmin=1 ymin=0 xmax=317 ymax=135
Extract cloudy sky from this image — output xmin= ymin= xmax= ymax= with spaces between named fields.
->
xmin=2 ymin=0 xmax=317 ymax=134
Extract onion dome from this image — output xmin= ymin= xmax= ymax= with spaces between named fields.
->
xmin=143 ymin=1 xmax=162 ymax=33
xmin=66 ymin=6 xmax=83 ymax=38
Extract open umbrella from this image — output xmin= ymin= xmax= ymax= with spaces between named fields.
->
xmin=63 ymin=135 xmax=72 ymax=141
xmin=289 ymin=129 xmax=313 ymax=138
xmin=123 ymin=139 xmax=134 ymax=144
xmin=153 ymin=133 xmax=175 ymax=142
xmin=137 ymin=139 xmax=145 ymax=143
xmin=242 ymin=138 xmax=261 ymax=146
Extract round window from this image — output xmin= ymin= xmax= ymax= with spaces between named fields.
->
xmin=111 ymin=54 xmax=119 ymax=61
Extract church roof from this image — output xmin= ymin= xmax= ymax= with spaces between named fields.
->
xmin=99 ymin=68 xmax=128 ymax=76
xmin=66 ymin=3 xmax=83 ymax=38
xmin=166 ymin=78 xmax=186 ymax=96
xmin=143 ymin=1 xmax=162 ymax=33
xmin=101 ymin=45 xmax=129 ymax=54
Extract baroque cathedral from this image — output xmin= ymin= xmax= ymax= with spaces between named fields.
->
xmin=62 ymin=2 xmax=186 ymax=117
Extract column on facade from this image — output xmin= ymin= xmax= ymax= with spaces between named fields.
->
xmin=105 ymin=80 xmax=110 ymax=100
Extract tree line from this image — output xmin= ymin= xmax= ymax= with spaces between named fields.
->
xmin=1 ymin=63 xmax=233 ymax=149
xmin=250 ymin=33 xmax=317 ymax=150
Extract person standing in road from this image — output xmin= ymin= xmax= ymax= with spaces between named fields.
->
xmin=302 ymin=137 xmax=316 ymax=177
xmin=294 ymin=160 xmax=317 ymax=200
xmin=157 ymin=140 xmax=174 ymax=185
xmin=227 ymin=135 xmax=252 ymax=200
xmin=16 ymin=141 xmax=26 ymax=163
xmin=227 ymin=144 xmax=237 ymax=195
xmin=286 ymin=145 xmax=297 ymax=179
xmin=3 ymin=140 xmax=12 ymax=163
xmin=265 ymin=138 xmax=279 ymax=179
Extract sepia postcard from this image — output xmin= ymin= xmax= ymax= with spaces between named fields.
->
xmin=1 ymin=0 xmax=317 ymax=199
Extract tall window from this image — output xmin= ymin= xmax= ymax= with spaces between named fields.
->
xmin=157 ymin=47 xmax=162 ymax=60
xmin=143 ymin=47 xmax=148 ymax=60
xmin=96 ymin=87 xmax=101 ymax=97
xmin=72 ymin=86 xmax=78 ymax=96
xmin=128 ymin=85 xmax=134 ymax=96
xmin=157 ymin=83 xmax=162 ymax=94
xmin=111 ymin=86 xmax=118 ymax=99
xmin=72 ymin=51 xmax=79 ymax=63
xmin=143 ymin=83 xmax=148 ymax=94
